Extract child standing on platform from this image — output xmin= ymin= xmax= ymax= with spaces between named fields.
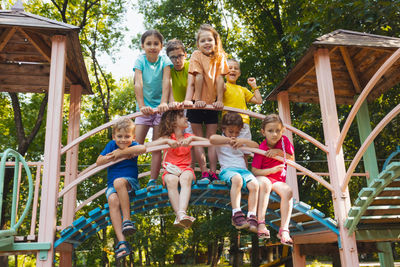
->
xmin=252 ymin=114 xmax=295 ymax=245
xmin=209 ymin=112 xmax=259 ymax=232
xmin=148 ymin=110 xmax=208 ymax=228
xmin=188 ymin=24 xmax=229 ymax=182
xmin=96 ymin=118 xmax=146 ymax=259
xmin=134 ymin=29 xmax=173 ymax=190
xmin=166 ymin=38 xmax=208 ymax=173
xmin=224 ymin=58 xmax=263 ymax=139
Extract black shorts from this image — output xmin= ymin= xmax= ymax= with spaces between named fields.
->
xmin=187 ymin=109 xmax=219 ymax=124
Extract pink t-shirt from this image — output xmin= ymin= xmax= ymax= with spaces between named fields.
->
xmin=251 ymin=135 xmax=294 ymax=183
xmin=163 ymin=133 xmax=193 ymax=169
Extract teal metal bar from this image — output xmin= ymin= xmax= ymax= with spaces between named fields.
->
xmin=10 ymin=156 xmax=19 ymax=228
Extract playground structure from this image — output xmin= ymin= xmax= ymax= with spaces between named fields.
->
xmin=0 ymin=4 xmax=400 ymax=267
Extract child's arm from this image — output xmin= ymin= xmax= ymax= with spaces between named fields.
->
xmin=135 ymin=69 xmax=154 ymax=115
xmin=231 ymin=138 xmax=259 ymax=149
xmin=265 ymin=149 xmax=294 ymax=161
xmin=146 ymin=136 xmax=179 ymax=148
xmin=183 ymin=74 xmax=195 ymax=107
xmin=180 ymin=135 xmax=209 ymax=146
xmin=158 ymin=66 xmax=171 ymax=113
xmin=193 ymin=73 xmax=206 ymax=108
xmin=247 ymin=78 xmax=263 ymax=104
xmin=213 ymin=74 xmax=224 ymax=109
xmin=252 ymin=165 xmax=285 ymax=177
xmin=168 ymin=79 xmax=181 ymax=109
xmin=97 ymin=145 xmax=147 ymax=165
xmin=96 ymin=154 xmax=111 ymax=166
xmin=209 ymin=134 xmax=231 ymax=145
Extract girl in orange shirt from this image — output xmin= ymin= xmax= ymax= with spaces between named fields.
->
xmin=148 ymin=110 xmax=208 ymax=228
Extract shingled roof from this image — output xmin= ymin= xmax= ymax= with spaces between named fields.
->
xmin=267 ymin=29 xmax=400 ymax=104
xmin=0 ymin=8 xmax=92 ymax=94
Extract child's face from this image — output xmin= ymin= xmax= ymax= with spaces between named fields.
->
xmin=227 ymin=61 xmax=241 ymax=83
xmin=113 ymin=128 xmax=135 ymax=150
xmin=197 ymin=30 xmax=216 ymax=56
xmin=168 ymin=49 xmax=186 ymax=71
xmin=175 ymin=114 xmax=188 ymax=130
xmin=223 ymin=125 xmax=242 ymax=138
xmin=261 ymin=122 xmax=284 ymax=147
xmin=141 ymin=34 xmax=162 ymax=60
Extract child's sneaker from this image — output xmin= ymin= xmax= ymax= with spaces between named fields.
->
xmin=146 ymin=179 xmax=157 ymax=190
xmin=209 ymin=171 xmax=218 ymax=181
xmin=247 ymin=215 xmax=258 ymax=233
xmin=198 ymin=172 xmax=211 ymax=183
xmin=231 ymin=211 xmax=249 ymax=230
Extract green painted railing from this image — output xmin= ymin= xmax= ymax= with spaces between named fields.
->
xmin=0 ymin=149 xmax=34 ymax=246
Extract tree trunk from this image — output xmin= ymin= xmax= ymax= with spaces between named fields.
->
xmin=138 ymin=245 xmax=142 ymax=265
xmin=230 ymin=231 xmax=240 ymax=267
xmin=251 ymin=233 xmax=260 ymax=267
xmin=207 ymin=242 xmax=213 ymax=265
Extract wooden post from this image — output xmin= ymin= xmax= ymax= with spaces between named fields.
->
xmin=314 ymin=48 xmax=359 ymax=266
xmin=277 ymin=91 xmax=299 ymax=202
xmin=59 ymin=84 xmax=82 ymax=267
xmin=36 ymin=35 xmax=67 ymax=267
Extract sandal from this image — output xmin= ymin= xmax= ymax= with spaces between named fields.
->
xmin=122 ymin=220 xmax=136 ymax=236
xmin=277 ymin=228 xmax=293 ymax=247
xmin=257 ymin=220 xmax=270 ymax=240
xmin=173 ymin=217 xmax=185 ymax=229
xmin=115 ymin=241 xmax=131 ymax=259
xmin=247 ymin=215 xmax=258 ymax=233
xmin=178 ymin=212 xmax=196 ymax=229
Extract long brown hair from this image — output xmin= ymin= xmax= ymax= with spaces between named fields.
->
xmin=196 ymin=24 xmax=225 ymax=63
xmin=158 ymin=110 xmax=185 ymax=137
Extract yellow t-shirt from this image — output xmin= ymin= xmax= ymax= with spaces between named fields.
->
xmin=171 ymin=60 xmax=189 ymax=102
xmin=223 ymin=82 xmax=254 ymax=124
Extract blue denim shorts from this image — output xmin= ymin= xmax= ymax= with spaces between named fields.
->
xmin=219 ymin=167 xmax=256 ymax=189
xmin=105 ymin=177 xmax=140 ymax=200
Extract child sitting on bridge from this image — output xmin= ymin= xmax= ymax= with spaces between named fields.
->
xmin=96 ymin=118 xmax=146 ymax=259
xmin=148 ymin=110 xmax=208 ymax=228
xmin=252 ymin=114 xmax=294 ymax=245
xmin=209 ymin=112 xmax=259 ymax=232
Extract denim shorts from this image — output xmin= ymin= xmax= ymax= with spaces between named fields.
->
xmin=135 ymin=113 xmax=162 ymax=127
xmin=105 ymin=177 xmax=140 ymax=200
xmin=219 ymin=167 xmax=256 ymax=189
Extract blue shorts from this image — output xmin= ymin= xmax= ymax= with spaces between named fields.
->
xmin=106 ymin=177 xmax=140 ymax=200
xmin=219 ymin=167 xmax=256 ymax=189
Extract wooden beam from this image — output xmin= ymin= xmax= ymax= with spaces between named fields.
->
xmin=18 ymin=28 xmax=51 ymax=62
xmin=0 ymin=27 xmax=17 ymax=52
xmin=340 ymin=47 xmax=362 ymax=93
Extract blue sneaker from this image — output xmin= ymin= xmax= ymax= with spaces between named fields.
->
xmin=146 ymin=179 xmax=157 ymax=190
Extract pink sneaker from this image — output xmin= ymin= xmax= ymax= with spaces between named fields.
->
xmin=199 ymin=172 xmax=211 ymax=183
xmin=209 ymin=171 xmax=218 ymax=181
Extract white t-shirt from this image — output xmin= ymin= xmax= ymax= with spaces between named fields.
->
xmin=215 ymin=133 xmax=247 ymax=170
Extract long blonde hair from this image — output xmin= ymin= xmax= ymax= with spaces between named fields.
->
xmin=196 ymin=24 xmax=225 ymax=63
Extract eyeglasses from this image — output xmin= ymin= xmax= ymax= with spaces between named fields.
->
xmin=169 ymin=54 xmax=185 ymax=61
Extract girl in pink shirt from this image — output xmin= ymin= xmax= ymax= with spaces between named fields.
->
xmin=252 ymin=114 xmax=295 ymax=246
xmin=148 ymin=110 xmax=208 ymax=229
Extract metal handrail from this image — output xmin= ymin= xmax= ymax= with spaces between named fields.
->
xmin=0 ymin=149 xmax=34 ymax=237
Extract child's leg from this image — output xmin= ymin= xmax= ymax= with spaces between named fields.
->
xmin=230 ymin=174 xmax=243 ymax=210
xmin=273 ymin=182 xmax=293 ymax=243
xmin=177 ymin=170 xmax=194 ymax=213
xmin=135 ymin=124 xmax=150 ymax=144
xmin=256 ymin=176 xmax=272 ymax=237
xmin=246 ymin=180 xmax=259 ymax=214
xmin=205 ymin=123 xmax=218 ymax=173
xmin=151 ymin=125 xmax=162 ymax=181
xmin=108 ymin=194 xmax=125 ymax=242
xmin=113 ymin=178 xmax=131 ymax=222
xmin=256 ymin=176 xmax=272 ymax=220
xmin=164 ymin=174 xmax=180 ymax=214
xmin=191 ymin=123 xmax=208 ymax=174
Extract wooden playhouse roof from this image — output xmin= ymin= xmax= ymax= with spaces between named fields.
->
xmin=0 ymin=9 xmax=92 ymax=94
xmin=267 ymin=29 xmax=400 ymax=104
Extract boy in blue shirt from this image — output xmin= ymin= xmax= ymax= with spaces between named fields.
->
xmin=96 ymin=118 xmax=146 ymax=259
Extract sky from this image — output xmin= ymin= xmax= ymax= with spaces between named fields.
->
xmin=98 ymin=0 xmax=145 ymax=80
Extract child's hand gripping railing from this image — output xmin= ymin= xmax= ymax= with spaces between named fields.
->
xmin=0 ymin=149 xmax=34 ymax=248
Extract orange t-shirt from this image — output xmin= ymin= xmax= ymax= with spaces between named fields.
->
xmin=188 ymin=50 xmax=229 ymax=104
xmin=163 ymin=133 xmax=193 ymax=169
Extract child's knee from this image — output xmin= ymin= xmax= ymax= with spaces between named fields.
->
xmin=231 ymin=175 xmax=242 ymax=186
xmin=107 ymin=194 xmax=120 ymax=207
xmin=247 ymin=180 xmax=259 ymax=192
xmin=113 ymin=179 xmax=128 ymax=190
